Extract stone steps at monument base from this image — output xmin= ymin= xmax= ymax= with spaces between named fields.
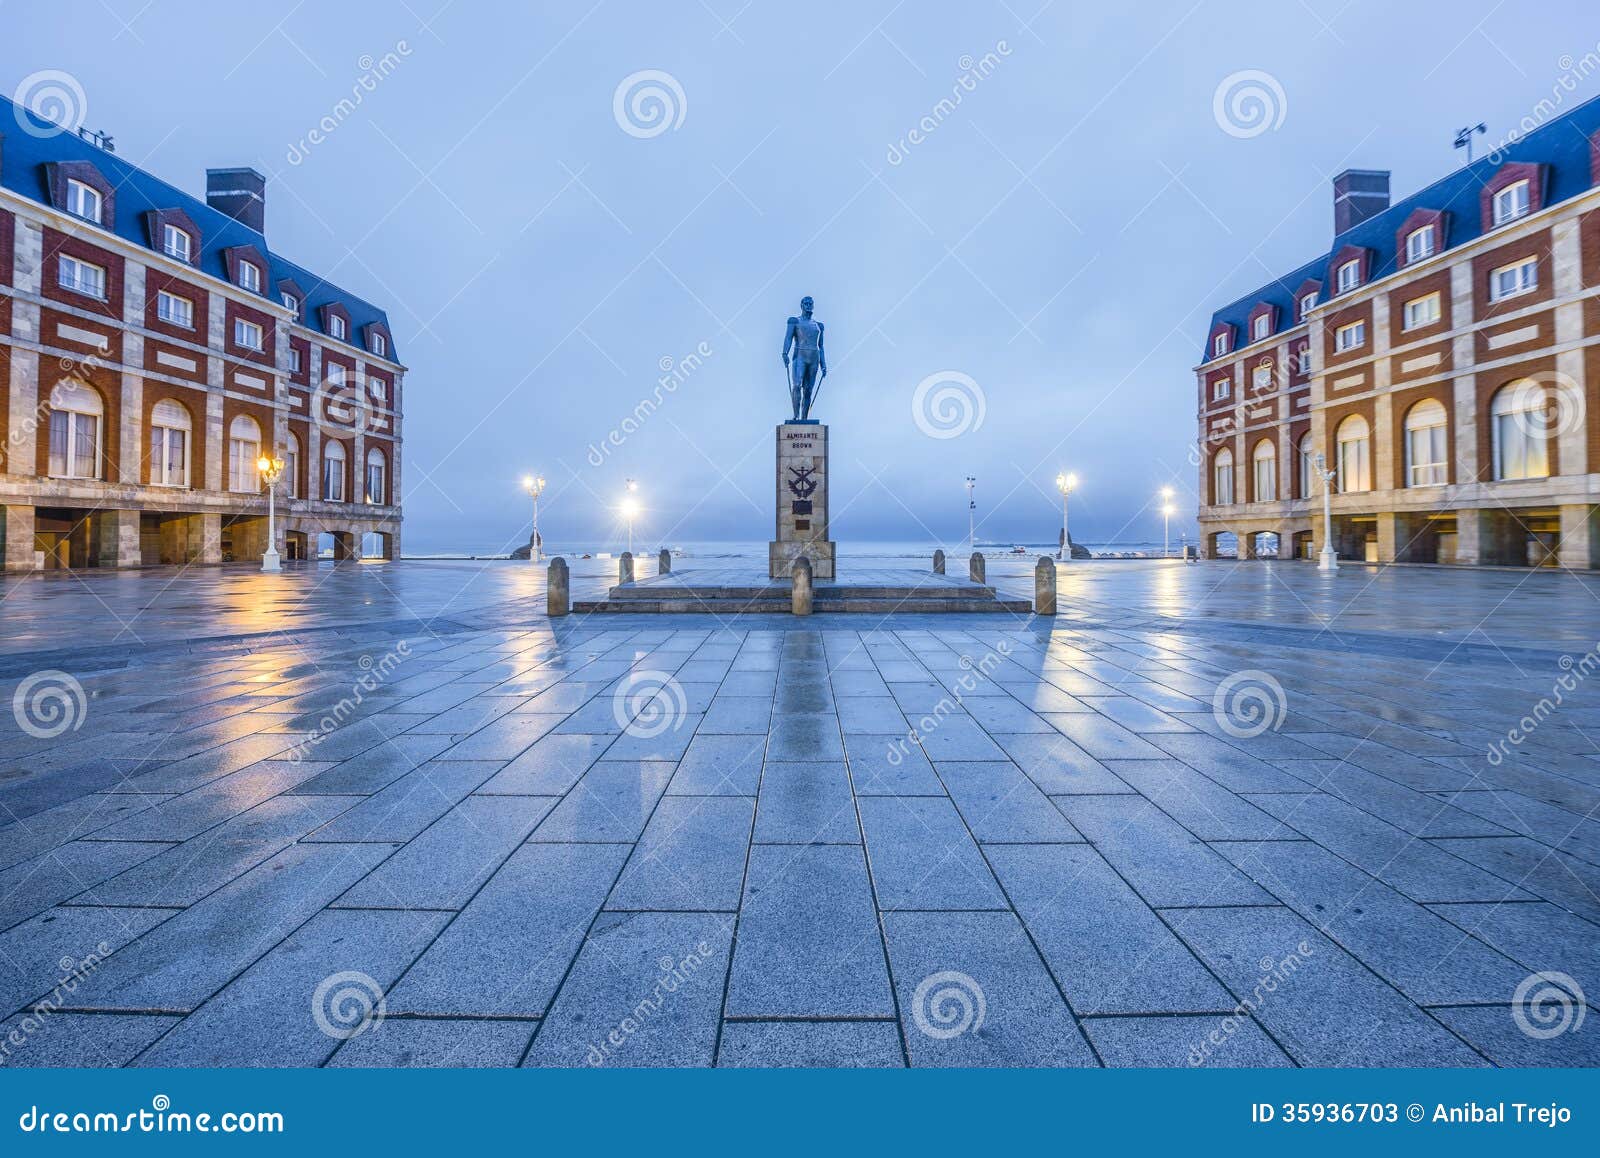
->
xmin=571 ymin=594 xmax=1033 ymax=614
xmin=606 ymin=583 xmax=1000 ymax=601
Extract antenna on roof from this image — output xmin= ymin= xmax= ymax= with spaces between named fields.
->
xmin=1453 ymin=123 xmax=1486 ymax=165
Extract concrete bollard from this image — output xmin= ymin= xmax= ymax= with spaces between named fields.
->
xmin=969 ymin=552 xmax=986 ymax=584
xmin=547 ymin=557 xmax=570 ymax=617
xmin=1034 ymin=555 xmax=1056 ymax=616
xmin=619 ymin=551 xmax=634 ymax=585
xmin=791 ymin=556 xmax=813 ymax=616
xmin=932 ymin=549 xmax=945 ymax=574
xmin=658 ymin=548 xmax=672 ymax=575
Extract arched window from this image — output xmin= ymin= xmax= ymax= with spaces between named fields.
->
xmin=47 ymin=381 xmax=103 ymax=479
xmin=323 ymin=440 xmax=347 ymax=502
xmin=1491 ymin=381 xmax=1550 ymax=481
xmin=365 ymin=446 xmax=387 ymax=505
xmin=149 ymin=399 xmax=191 ymax=488
xmin=1297 ymin=432 xmax=1315 ymax=499
xmin=1213 ymin=448 xmax=1235 ymax=506
xmin=228 ymin=415 xmax=261 ymax=492
xmin=1336 ymin=415 xmax=1371 ymax=493
xmin=1404 ymin=399 xmax=1448 ymax=487
xmin=1252 ymin=439 xmax=1277 ymax=503
xmin=285 ymin=432 xmax=301 ymax=499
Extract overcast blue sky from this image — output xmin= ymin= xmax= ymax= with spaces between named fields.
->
xmin=6 ymin=1 xmax=1597 ymax=551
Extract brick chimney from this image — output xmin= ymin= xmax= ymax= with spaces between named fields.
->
xmin=205 ymin=167 xmax=266 ymax=233
xmin=1332 ymin=169 xmax=1389 ymax=234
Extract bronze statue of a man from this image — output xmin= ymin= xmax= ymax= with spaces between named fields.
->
xmin=781 ymin=296 xmax=827 ymax=422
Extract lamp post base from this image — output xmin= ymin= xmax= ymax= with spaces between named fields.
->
xmin=261 ymin=548 xmax=282 ymax=573
xmin=1317 ymin=547 xmax=1338 ymax=572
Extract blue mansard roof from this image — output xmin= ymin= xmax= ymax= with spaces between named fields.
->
xmin=1203 ymin=91 xmax=1600 ymax=359
xmin=0 ymin=95 xmax=398 ymax=360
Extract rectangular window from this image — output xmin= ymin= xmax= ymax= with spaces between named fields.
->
xmin=162 ymin=224 xmax=191 ymax=262
xmin=150 ymin=425 xmax=188 ymax=487
xmin=1493 ymin=180 xmax=1530 ymax=226
xmin=1214 ymin=463 xmax=1233 ymax=506
xmin=371 ymin=333 xmax=387 ymax=357
xmin=371 ymin=379 xmax=388 ymax=401
xmin=1335 ymin=320 xmax=1366 ymax=352
xmin=1252 ymin=366 xmax=1273 ymax=392
xmin=66 ymin=179 xmax=102 ymax=224
xmin=330 ymin=315 xmax=347 ymax=340
xmin=229 ymin=438 xmax=260 ymax=492
xmin=1254 ymin=457 xmax=1276 ymax=503
xmin=1338 ymin=437 xmax=1371 ymax=493
xmin=1299 ymin=292 xmax=1317 ymax=318
xmin=1489 ymin=257 xmax=1538 ymax=302
xmin=48 ymin=410 xmax=100 ymax=479
xmin=58 ymin=254 xmax=106 ymax=299
xmin=1336 ymin=260 xmax=1360 ymax=293
xmin=1212 ymin=377 xmax=1231 ymax=401
xmin=239 ymin=261 xmax=261 ymax=292
xmin=1402 ymin=293 xmax=1441 ymax=331
xmin=286 ymin=449 xmax=300 ymax=497
xmin=1407 ymin=425 xmax=1447 ymax=487
xmin=235 ymin=319 xmax=264 ymax=350
xmin=289 ymin=348 xmax=302 ymax=373
xmin=281 ymin=292 xmax=300 ymax=317
xmin=1251 ymin=316 xmax=1269 ymax=341
xmin=366 ymin=463 xmax=385 ymax=505
xmin=1405 ymin=227 xmax=1434 ymax=264
xmin=157 ymin=290 xmax=194 ymax=329
xmin=1297 ymin=347 xmax=1312 ymax=375
xmin=323 ymin=459 xmax=345 ymax=501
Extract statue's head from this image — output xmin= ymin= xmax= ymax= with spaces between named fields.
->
xmin=800 ymin=296 xmax=814 ymax=312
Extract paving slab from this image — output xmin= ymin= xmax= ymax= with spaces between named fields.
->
xmin=606 ymin=796 xmax=754 ymax=911
xmin=858 ymin=796 xmax=1007 ymax=910
xmin=716 ymin=1020 xmax=904 ymax=1067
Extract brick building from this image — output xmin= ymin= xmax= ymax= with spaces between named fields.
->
xmin=1195 ymin=96 xmax=1600 ymax=569
xmin=1 ymin=96 xmax=403 ymax=571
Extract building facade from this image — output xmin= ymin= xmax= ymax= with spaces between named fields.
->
xmin=1196 ymin=98 xmax=1600 ymax=570
xmin=1 ymin=96 xmax=403 ymax=571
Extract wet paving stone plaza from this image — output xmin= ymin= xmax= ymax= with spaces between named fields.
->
xmin=0 ymin=556 xmax=1596 ymax=1067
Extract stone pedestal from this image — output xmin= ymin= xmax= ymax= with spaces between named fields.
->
xmin=769 ymin=422 xmax=835 ymax=579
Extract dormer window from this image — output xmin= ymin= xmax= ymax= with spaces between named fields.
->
xmin=1299 ymin=292 xmax=1317 ymax=318
xmin=161 ymin=224 xmax=192 ymax=262
xmin=1251 ymin=315 xmax=1270 ymax=342
xmin=1335 ymin=259 xmax=1361 ymax=294
xmin=370 ymin=333 xmax=387 ymax=357
xmin=238 ymin=261 xmax=261 ymax=293
xmin=1405 ymin=227 xmax=1434 ymax=264
xmin=1493 ymin=180 xmax=1530 ymax=226
xmin=1213 ymin=333 xmax=1229 ymax=358
xmin=66 ymin=179 xmax=102 ymax=224
xmin=281 ymin=292 xmax=300 ymax=318
xmin=330 ymin=314 xmax=347 ymax=341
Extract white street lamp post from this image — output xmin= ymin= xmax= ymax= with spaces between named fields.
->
xmin=1160 ymin=486 xmax=1175 ymax=558
xmin=257 ymin=453 xmax=286 ymax=573
xmin=1316 ymin=453 xmax=1339 ymax=572
xmin=965 ymin=476 xmax=976 ymax=555
xmin=523 ymin=475 xmax=546 ymax=563
xmin=1056 ymin=473 xmax=1077 ymax=561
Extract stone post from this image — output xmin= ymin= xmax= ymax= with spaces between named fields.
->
xmin=619 ymin=551 xmax=634 ymax=584
xmin=658 ymin=547 xmax=672 ymax=575
xmin=1034 ymin=556 xmax=1056 ymax=615
xmin=969 ymin=552 xmax=985 ymax=583
xmin=932 ymin=549 xmax=945 ymax=574
xmin=547 ymin=557 xmax=570 ymax=617
xmin=791 ymin=556 xmax=813 ymax=616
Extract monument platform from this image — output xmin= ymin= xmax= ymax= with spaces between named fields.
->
xmin=572 ymin=566 xmax=1031 ymax=614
